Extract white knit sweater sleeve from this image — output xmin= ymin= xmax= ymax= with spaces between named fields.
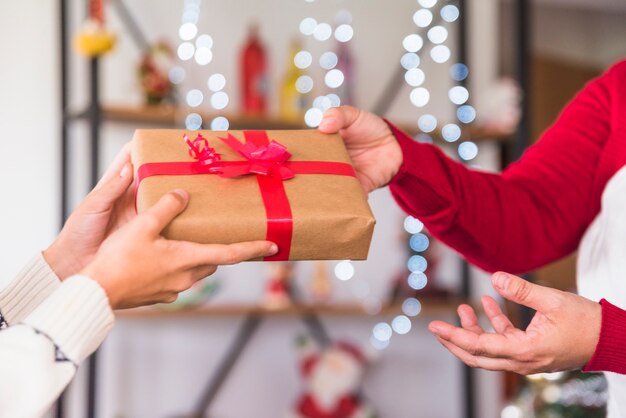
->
xmin=0 ymin=276 xmax=114 ymax=418
xmin=0 ymin=253 xmax=61 ymax=326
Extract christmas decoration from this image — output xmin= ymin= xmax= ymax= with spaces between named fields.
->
xmin=264 ymin=262 xmax=294 ymax=309
xmin=310 ymin=262 xmax=332 ymax=302
xmin=138 ymin=41 xmax=176 ymax=105
xmin=290 ymin=336 xmax=377 ymax=418
xmin=74 ymin=0 xmax=116 ymax=57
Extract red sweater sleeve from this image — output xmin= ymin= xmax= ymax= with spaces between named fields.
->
xmin=583 ymin=299 xmax=626 ymax=375
xmin=388 ymin=67 xmax=613 ymax=274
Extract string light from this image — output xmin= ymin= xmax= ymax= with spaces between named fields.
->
xmin=334 ymin=260 xmax=355 ymax=281
xmin=373 ymin=0 xmax=481 ymax=351
xmin=297 ymin=7 xmax=354 ymax=128
xmin=178 ymin=0 xmax=230 ymax=131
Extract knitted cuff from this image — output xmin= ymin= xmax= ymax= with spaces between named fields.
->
xmin=0 ymin=253 xmax=61 ymax=325
xmin=22 ymin=276 xmax=114 ymax=364
xmin=583 ymin=299 xmax=626 ymax=375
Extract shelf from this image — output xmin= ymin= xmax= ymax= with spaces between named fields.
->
xmin=395 ymin=123 xmax=513 ymax=143
xmin=72 ymin=104 xmax=512 ymax=143
xmin=100 ymin=104 xmax=305 ymax=130
xmin=116 ymin=298 xmax=469 ymax=319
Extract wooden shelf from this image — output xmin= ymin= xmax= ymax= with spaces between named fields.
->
xmin=100 ymin=104 xmax=306 ymax=130
xmin=116 ymin=298 xmax=468 ymax=319
xmin=395 ymin=123 xmax=513 ymax=143
xmin=72 ymin=104 xmax=512 ymax=143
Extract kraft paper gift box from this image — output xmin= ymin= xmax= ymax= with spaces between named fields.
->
xmin=132 ymin=129 xmax=375 ymax=261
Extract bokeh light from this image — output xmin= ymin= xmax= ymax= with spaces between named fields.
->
xmin=207 ymin=73 xmax=226 ymax=92
xmin=403 ymin=34 xmax=424 ymax=53
xmin=410 ymin=87 xmax=430 ymax=107
xmin=417 ymin=114 xmax=437 ymax=133
xmin=392 ymin=315 xmax=412 ymax=335
xmin=413 ymin=9 xmax=433 ymax=27
xmin=334 ymin=260 xmax=355 ymax=281
xmin=185 ymin=113 xmax=202 ymax=130
xmin=458 ymin=141 xmax=479 ymax=161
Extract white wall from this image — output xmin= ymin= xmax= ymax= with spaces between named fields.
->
xmin=0 ymin=1 xmax=60 ymax=283
xmin=531 ymin=3 xmax=626 ymax=69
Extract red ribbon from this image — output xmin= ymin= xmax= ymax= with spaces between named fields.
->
xmin=135 ymin=131 xmax=356 ymax=261
xmin=184 ymin=133 xmax=221 ymax=166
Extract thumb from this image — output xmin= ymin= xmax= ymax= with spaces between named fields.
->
xmin=492 ymin=272 xmax=556 ymax=312
xmin=140 ymin=189 xmax=189 ymax=234
xmin=318 ymin=106 xmax=361 ymax=134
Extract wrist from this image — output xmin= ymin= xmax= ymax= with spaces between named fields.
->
xmin=80 ymin=264 xmax=120 ymax=310
xmin=43 ymin=239 xmax=81 ymax=280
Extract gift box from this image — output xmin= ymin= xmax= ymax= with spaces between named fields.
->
xmin=132 ymin=129 xmax=375 ymax=261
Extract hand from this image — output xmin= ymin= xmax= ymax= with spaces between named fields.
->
xmin=318 ymin=106 xmax=403 ymax=193
xmin=81 ymin=189 xmax=278 ymax=309
xmin=44 ymin=144 xmax=136 ymax=279
xmin=428 ymin=272 xmax=602 ymax=375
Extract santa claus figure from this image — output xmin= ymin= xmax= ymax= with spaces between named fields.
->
xmin=290 ymin=337 xmax=377 ymax=418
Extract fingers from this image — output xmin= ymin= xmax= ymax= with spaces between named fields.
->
xmin=140 ymin=189 xmax=189 ymax=234
xmin=191 ymin=265 xmax=217 ymax=281
xmin=435 ymin=336 xmax=516 ymax=372
xmin=95 ymin=142 xmax=132 ymax=189
xmin=457 ymin=304 xmax=484 ymax=334
xmin=429 ymin=320 xmax=517 ymax=359
xmin=492 ymin=272 xmax=560 ymax=312
xmin=318 ymin=106 xmax=362 ymax=133
xmin=482 ymin=296 xmax=515 ymax=334
xmin=177 ymin=240 xmax=279 ymax=268
xmin=83 ymin=162 xmax=134 ymax=212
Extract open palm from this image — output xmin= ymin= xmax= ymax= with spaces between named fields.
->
xmin=429 ymin=272 xmax=602 ymax=375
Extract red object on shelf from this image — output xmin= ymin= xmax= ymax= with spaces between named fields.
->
xmin=240 ymin=24 xmax=268 ymax=115
xmin=90 ymin=0 xmax=105 ymax=25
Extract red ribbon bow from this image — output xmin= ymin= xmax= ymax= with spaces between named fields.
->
xmin=213 ymin=134 xmax=295 ymax=179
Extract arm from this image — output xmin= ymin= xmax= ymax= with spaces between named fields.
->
xmin=0 ymin=189 xmax=277 ymax=416
xmin=388 ymin=69 xmax=612 ymax=273
xmin=321 ymin=63 xmax=618 ymax=273
xmin=0 ymin=254 xmax=60 ymax=327
xmin=0 ymin=144 xmax=134 ymax=327
xmin=0 ymin=276 xmax=112 ymax=418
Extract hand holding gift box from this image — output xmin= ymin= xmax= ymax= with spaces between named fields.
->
xmin=132 ymin=129 xmax=375 ymax=261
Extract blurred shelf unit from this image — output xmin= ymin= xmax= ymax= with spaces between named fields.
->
xmin=116 ymin=298 xmax=471 ymax=319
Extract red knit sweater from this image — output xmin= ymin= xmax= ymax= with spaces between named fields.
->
xmin=388 ymin=59 xmax=626 ymax=374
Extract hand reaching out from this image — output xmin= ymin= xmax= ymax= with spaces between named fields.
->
xmin=318 ymin=106 xmax=403 ymax=193
xmin=44 ymin=144 xmax=136 ymax=279
xmin=81 ymin=189 xmax=277 ymax=309
xmin=429 ymin=272 xmax=602 ymax=375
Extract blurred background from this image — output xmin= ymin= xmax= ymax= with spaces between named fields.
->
xmin=0 ymin=0 xmax=625 ymax=417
